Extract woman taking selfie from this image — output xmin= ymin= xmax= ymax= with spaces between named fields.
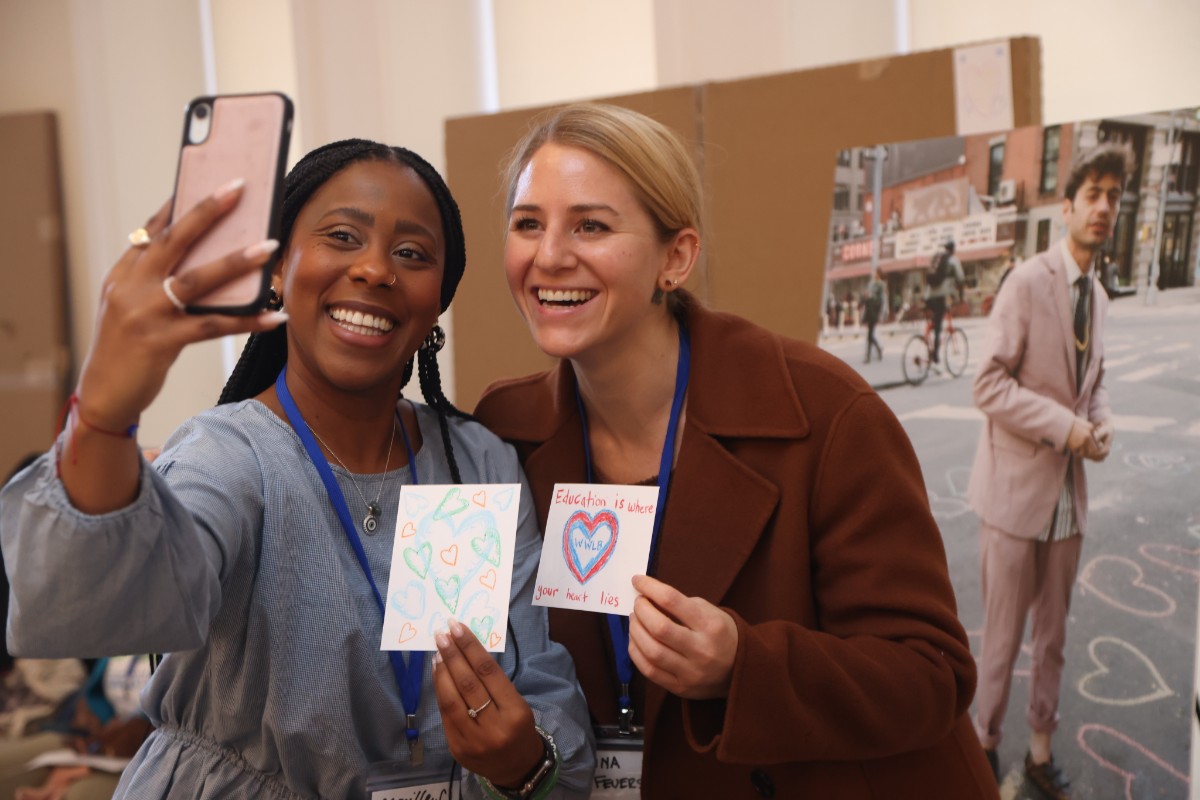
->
xmin=1 ymin=139 xmax=591 ymax=798
xmin=475 ymin=104 xmax=997 ymax=798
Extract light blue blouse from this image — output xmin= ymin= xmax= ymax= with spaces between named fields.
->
xmin=1 ymin=400 xmax=593 ymax=799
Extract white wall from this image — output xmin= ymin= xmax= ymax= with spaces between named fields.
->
xmin=3 ymin=0 xmax=1199 ymax=440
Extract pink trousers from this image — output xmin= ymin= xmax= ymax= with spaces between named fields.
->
xmin=973 ymin=523 xmax=1083 ymax=749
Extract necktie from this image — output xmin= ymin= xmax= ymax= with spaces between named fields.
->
xmin=1074 ymin=275 xmax=1090 ymax=390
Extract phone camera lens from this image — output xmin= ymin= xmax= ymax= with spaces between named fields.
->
xmin=194 ymin=104 xmax=210 ymax=120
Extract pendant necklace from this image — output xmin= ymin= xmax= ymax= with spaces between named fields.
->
xmin=307 ymin=414 xmax=398 ymax=535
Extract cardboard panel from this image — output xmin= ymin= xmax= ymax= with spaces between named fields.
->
xmin=0 ymin=112 xmax=70 ymax=473
xmin=446 ymin=87 xmax=703 ymax=406
xmin=446 ymin=38 xmax=1041 ymax=408
xmin=704 ymin=38 xmax=1041 ymax=343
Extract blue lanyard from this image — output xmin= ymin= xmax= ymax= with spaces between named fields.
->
xmin=274 ymin=368 xmax=425 ymax=747
xmin=575 ymin=323 xmax=690 ymax=731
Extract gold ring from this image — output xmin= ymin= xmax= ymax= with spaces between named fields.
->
xmin=162 ymin=277 xmax=187 ymax=312
xmin=128 ymin=227 xmax=152 ymax=247
xmin=466 ymin=698 xmax=492 ymax=719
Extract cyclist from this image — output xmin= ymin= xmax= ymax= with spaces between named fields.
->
xmin=926 ymin=238 xmax=965 ymax=363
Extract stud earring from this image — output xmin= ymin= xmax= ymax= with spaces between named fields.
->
xmin=267 ymin=286 xmax=283 ymax=311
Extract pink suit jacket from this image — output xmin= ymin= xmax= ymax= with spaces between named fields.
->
xmin=967 ymin=241 xmax=1111 ymax=539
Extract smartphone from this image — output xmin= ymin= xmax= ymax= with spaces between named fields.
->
xmin=169 ymin=92 xmax=293 ymax=314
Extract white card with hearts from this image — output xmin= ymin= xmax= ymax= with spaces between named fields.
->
xmin=531 ymin=483 xmax=660 ymax=617
xmin=382 ymin=484 xmax=521 ymax=652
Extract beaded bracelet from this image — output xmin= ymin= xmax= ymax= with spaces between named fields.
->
xmin=478 ymin=726 xmax=560 ymax=800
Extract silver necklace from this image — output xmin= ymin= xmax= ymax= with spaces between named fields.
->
xmin=307 ymin=415 xmax=398 ymax=535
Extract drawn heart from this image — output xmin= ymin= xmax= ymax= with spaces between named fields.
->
xmin=489 ymin=632 xmax=502 ymax=649
xmin=1122 ymin=451 xmax=1190 ymax=473
xmin=440 ymin=544 xmax=459 ymax=567
xmin=1077 ymin=635 xmax=1173 ymax=706
xmin=433 ymin=487 xmax=469 ymax=520
xmin=562 ymin=509 xmax=619 ymax=584
xmin=1078 ymin=555 xmax=1175 ymax=618
xmin=1077 ymin=723 xmax=1188 ymax=798
xmin=389 ymin=581 xmax=425 ymax=619
xmin=398 ymin=623 xmax=417 ymax=644
xmin=403 ymin=543 xmax=432 ymax=580
xmin=471 ymin=528 xmax=502 ymax=567
xmin=469 ymin=615 xmax=494 ymax=642
xmin=434 ymin=575 xmax=463 ymax=613
xmin=471 ymin=490 xmax=487 ymax=508
xmin=479 ymin=569 xmax=497 ymax=590
xmin=494 ymin=487 xmax=515 ymax=511
xmin=402 ymin=492 xmax=428 ymax=517
xmin=400 ymin=522 xmax=417 ymax=539
xmin=1138 ymin=543 xmax=1200 ymax=579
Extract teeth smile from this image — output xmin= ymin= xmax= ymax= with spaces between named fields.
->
xmin=329 ymin=306 xmax=395 ymax=335
xmin=537 ymin=289 xmax=596 ymax=306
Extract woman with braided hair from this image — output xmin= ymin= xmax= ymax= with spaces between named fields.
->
xmin=1 ymin=139 xmax=592 ymax=798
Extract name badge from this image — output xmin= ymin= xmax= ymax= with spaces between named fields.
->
xmin=366 ymin=761 xmax=459 ymax=800
xmin=592 ymin=732 xmax=643 ymax=799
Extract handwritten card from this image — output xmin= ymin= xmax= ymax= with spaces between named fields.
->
xmin=381 ymin=484 xmax=520 ymax=652
xmin=532 ymin=483 xmax=659 ymax=617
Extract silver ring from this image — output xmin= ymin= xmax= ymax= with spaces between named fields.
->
xmin=466 ymin=698 xmax=492 ymax=719
xmin=162 ymin=277 xmax=187 ymax=312
xmin=128 ymin=227 xmax=152 ymax=247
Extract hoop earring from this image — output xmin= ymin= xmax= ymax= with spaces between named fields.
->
xmin=421 ymin=324 xmax=446 ymax=353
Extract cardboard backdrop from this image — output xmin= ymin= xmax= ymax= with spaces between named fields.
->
xmin=445 ymin=38 xmax=1042 ymax=408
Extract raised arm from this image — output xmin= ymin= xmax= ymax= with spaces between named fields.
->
xmin=62 ymin=183 xmax=286 ymax=514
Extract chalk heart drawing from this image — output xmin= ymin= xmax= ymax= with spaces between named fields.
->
xmin=403 ymin=542 xmax=432 ymax=580
xmin=400 ymin=522 xmax=416 ymax=539
xmin=493 ymin=487 xmax=515 ymax=512
xmin=479 ymin=569 xmax=497 ymax=591
xmin=402 ymin=492 xmax=429 ymax=517
xmin=398 ymin=623 xmax=417 ymax=645
xmin=471 ymin=528 xmax=501 ymax=567
xmin=389 ymin=581 xmax=425 ymax=620
xmin=1138 ymin=543 xmax=1200 ymax=579
xmin=460 ymin=591 xmax=501 ymax=646
xmin=471 ymin=490 xmax=487 ymax=508
xmin=1078 ymin=555 xmax=1175 ymax=618
xmin=433 ymin=488 xmax=469 ymax=520
xmin=489 ymin=632 xmax=502 ymax=648
xmin=440 ymin=544 xmax=459 ymax=567
xmin=1122 ymin=451 xmax=1190 ymax=473
xmin=1076 ymin=723 xmax=1188 ymax=800
xmin=1077 ymin=636 xmax=1173 ymax=707
xmin=562 ymin=509 xmax=619 ymax=584
xmin=434 ymin=575 xmax=463 ymax=614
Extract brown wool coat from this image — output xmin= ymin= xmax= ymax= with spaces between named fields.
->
xmin=476 ymin=304 xmax=998 ymax=799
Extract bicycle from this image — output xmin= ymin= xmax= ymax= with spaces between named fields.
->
xmin=902 ymin=305 xmax=968 ymax=386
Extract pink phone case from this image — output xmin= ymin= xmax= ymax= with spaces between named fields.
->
xmin=170 ymin=93 xmax=292 ymax=314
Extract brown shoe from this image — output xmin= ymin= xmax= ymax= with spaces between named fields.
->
xmin=1024 ymin=751 xmax=1072 ymax=799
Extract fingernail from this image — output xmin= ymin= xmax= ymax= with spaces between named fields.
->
xmin=432 ymin=651 xmax=442 ymax=667
xmin=243 ymin=239 xmax=279 ymax=260
xmin=435 ymin=632 xmax=450 ymax=650
xmin=214 ymin=178 xmax=245 ymax=200
xmin=449 ymin=618 xmax=466 ymax=639
xmin=261 ymin=311 xmax=289 ymax=327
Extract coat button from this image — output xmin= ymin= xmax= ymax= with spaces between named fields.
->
xmin=750 ymin=768 xmax=775 ymax=798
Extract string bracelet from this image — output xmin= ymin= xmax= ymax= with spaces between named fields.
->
xmin=55 ymin=393 xmax=140 ymax=477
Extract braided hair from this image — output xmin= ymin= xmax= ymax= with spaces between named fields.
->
xmin=218 ymin=139 xmax=471 ymax=482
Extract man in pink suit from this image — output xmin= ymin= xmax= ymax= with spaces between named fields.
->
xmin=968 ymin=143 xmax=1134 ymax=799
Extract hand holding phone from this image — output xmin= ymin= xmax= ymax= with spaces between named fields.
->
xmin=170 ymin=93 xmax=293 ymax=314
